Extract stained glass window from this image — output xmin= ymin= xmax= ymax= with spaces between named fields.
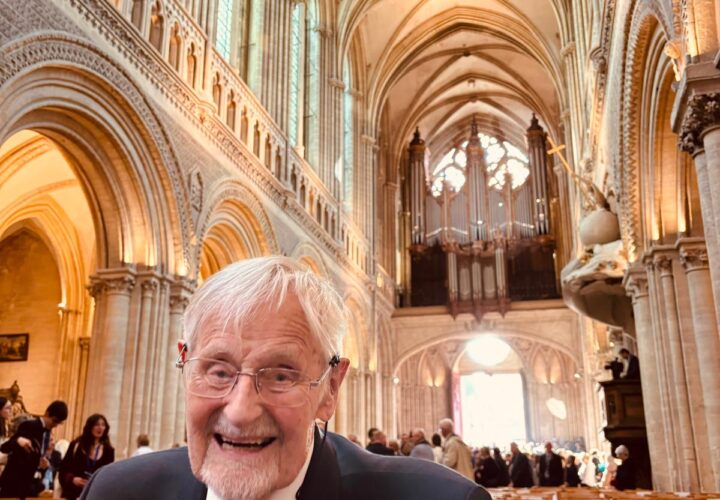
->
xmin=215 ymin=0 xmax=234 ymax=60
xmin=431 ymin=133 xmax=530 ymax=197
xmin=288 ymin=3 xmax=303 ymax=146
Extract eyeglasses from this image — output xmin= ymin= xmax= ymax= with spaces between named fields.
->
xmin=176 ymin=355 xmax=340 ymax=408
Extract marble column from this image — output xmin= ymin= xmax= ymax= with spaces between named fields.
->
xmin=85 ymin=267 xmax=136 ymax=453
xmin=623 ymin=265 xmax=671 ymax=490
xmin=678 ymin=238 xmax=720 ymax=490
xmin=653 ymin=251 xmax=700 ymax=491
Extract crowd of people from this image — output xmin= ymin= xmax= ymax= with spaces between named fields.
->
xmin=0 ymin=397 xmax=156 ymax=498
xmin=353 ymin=419 xmax=637 ymax=491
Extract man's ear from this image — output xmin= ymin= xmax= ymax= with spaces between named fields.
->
xmin=315 ymin=358 xmax=350 ymax=422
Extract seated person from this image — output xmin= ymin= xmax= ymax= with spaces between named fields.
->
xmin=81 ymin=256 xmax=489 ymax=500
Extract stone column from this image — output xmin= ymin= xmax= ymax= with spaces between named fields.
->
xmin=623 ymin=266 xmax=671 ymax=490
xmin=85 ymin=268 xmax=136 ymax=451
xmin=678 ymin=239 xmax=720 ymax=490
xmin=653 ymin=251 xmax=700 ymax=491
xmin=164 ymin=278 xmax=194 ymax=447
xmin=678 ymin=92 xmax=720 ymax=336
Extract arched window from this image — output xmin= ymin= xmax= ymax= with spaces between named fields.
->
xmin=168 ymin=23 xmax=181 ymax=70
xmin=186 ymin=43 xmax=197 ymax=87
xmin=304 ymin=3 xmax=319 ymax=164
xmin=149 ymin=1 xmax=164 ymax=51
xmin=131 ymin=0 xmax=144 ymax=31
xmin=226 ymin=92 xmax=236 ymax=130
xmin=430 ymin=133 xmax=529 ymax=197
xmin=342 ymin=62 xmax=353 ymax=210
xmin=253 ymin=123 xmax=260 ymax=157
xmin=264 ymin=137 xmax=272 ymax=170
xmin=288 ymin=2 xmax=304 ymax=147
xmin=215 ymin=0 xmax=234 ymax=60
xmin=240 ymin=109 xmax=249 ymax=143
xmin=212 ymin=73 xmax=222 ymax=112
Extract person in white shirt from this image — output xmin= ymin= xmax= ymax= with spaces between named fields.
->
xmin=132 ymin=434 xmax=153 ymax=457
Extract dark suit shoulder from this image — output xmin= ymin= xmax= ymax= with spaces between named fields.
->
xmin=328 ymin=433 xmax=489 ymax=500
xmin=81 ymin=448 xmax=206 ymax=500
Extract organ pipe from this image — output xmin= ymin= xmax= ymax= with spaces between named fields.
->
xmin=408 ymin=128 xmax=427 ymax=245
xmin=527 ymin=114 xmax=550 ymax=235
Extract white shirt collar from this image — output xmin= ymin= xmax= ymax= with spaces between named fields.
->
xmin=206 ymin=439 xmax=315 ymax=500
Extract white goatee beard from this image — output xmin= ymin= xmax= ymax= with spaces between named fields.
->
xmin=199 ymin=418 xmax=314 ymax=500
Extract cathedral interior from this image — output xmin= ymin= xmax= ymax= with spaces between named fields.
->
xmin=2 ymin=0 xmax=720 ymax=493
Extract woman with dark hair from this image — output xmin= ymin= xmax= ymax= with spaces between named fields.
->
xmin=59 ymin=414 xmax=115 ymax=499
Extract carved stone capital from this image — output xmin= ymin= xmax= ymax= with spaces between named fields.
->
xmin=623 ymin=266 xmax=649 ymax=303
xmin=652 ymin=254 xmax=675 ymax=276
xmin=169 ymin=277 xmax=196 ymax=312
xmin=87 ymin=269 xmax=137 ymax=297
xmin=141 ymin=278 xmax=160 ymax=297
xmin=678 ymin=243 xmax=709 ymax=271
xmin=679 ymin=92 xmax=720 ymax=155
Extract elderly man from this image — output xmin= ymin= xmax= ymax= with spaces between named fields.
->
xmin=408 ymin=428 xmax=434 ymax=461
xmin=611 ymin=445 xmax=636 ymax=490
xmin=81 ymin=257 xmax=488 ymax=500
xmin=439 ymin=418 xmax=474 ymax=480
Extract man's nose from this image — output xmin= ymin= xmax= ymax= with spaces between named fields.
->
xmin=222 ymin=373 xmax=264 ymax=424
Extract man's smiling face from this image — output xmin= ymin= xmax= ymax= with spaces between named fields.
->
xmin=184 ymin=294 xmax=343 ymax=500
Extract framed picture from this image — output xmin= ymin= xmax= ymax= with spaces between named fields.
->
xmin=0 ymin=334 xmax=29 ymax=362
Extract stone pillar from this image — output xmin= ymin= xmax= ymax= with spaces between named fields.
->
xmin=166 ymin=278 xmax=194 ymax=447
xmin=653 ymin=251 xmax=700 ymax=491
xmin=85 ymin=268 xmax=136 ymax=451
xmin=678 ymin=238 xmax=720 ymax=490
xmin=678 ymin=92 xmax=720 ymax=336
xmin=623 ymin=265 xmax=671 ymax=490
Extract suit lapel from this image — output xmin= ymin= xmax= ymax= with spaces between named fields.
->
xmin=296 ymin=427 xmax=341 ymax=500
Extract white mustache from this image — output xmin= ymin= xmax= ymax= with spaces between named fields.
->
xmin=211 ymin=417 xmax=280 ymax=440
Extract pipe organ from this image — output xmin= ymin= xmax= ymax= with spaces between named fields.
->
xmin=406 ymin=116 xmax=559 ymax=317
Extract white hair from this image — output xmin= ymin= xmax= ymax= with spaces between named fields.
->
xmin=184 ymin=256 xmax=346 ymax=359
xmin=438 ymin=418 xmax=454 ymax=430
xmin=615 ymin=445 xmax=629 ymax=457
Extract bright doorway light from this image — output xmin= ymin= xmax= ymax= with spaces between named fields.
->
xmin=467 ymin=336 xmax=511 ymax=366
xmin=460 ymin=372 xmax=527 ymax=447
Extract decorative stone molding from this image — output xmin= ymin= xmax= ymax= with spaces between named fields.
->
xmin=78 ymin=336 xmax=91 ymax=350
xmin=678 ymin=241 xmax=709 ymax=271
xmin=87 ymin=271 xmax=137 ymax=297
xmin=140 ymin=278 xmax=160 ymax=296
xmin=623 ymin=270 xmax=649 ymax=303
xmin=653 ymin=253 xmax=674 ymax=276
xmin=678 ymin=92 xmax=720 ymax=155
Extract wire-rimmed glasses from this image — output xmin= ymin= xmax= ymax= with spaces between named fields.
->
xmin=176 ymin=355 xmax=340 ymax=408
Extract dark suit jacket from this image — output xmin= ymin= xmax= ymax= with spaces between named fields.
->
xmin=0 ymin=417 xmax=47 ymax=497
xmin=538 ymin=452 xmax=563 ymax=486
xmin=81 ymin=429 xmax=489 ymax=500
xmin=613 ymin=458 xmax=636 ymax=491
xmin=625 ymin=355 xmax=640 ymax=379
xmin=365 ymin=442 xmax=395 ymax=456
xmin=510 ymin=452 xmax=534 ymax=487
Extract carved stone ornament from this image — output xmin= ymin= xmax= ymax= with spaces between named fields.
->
xmin=623 ymin=272 xmax=649 ymax=302
xmin=652 ymin=254 xmax=675 ymax=276
xmin=679 ymin=245 xmax=709 ymax=271
xmin=87 ymin=274 xmax=136 ymax=297
xmin=679 ymin=92 xmax=720 ymax=155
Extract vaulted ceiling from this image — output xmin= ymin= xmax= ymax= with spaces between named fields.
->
xmin=341 ymin=0 xmax=567 ymax=164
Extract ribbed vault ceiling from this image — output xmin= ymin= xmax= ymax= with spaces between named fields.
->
xmin=342 ymin=0 xmax=566 ymax=161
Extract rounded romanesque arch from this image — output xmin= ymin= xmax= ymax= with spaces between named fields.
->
xmin=290 ymin=241 xmax=329 ymax=277
xmin=619 ymin=4 xmax=673 ymax=261
xmin=196 ymin=182 xmax=279 ymax=280
xmin=0 ymin=34 xmax=193 ymax=450
xmin=0 ymin=33 xmax=191 ymax=273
